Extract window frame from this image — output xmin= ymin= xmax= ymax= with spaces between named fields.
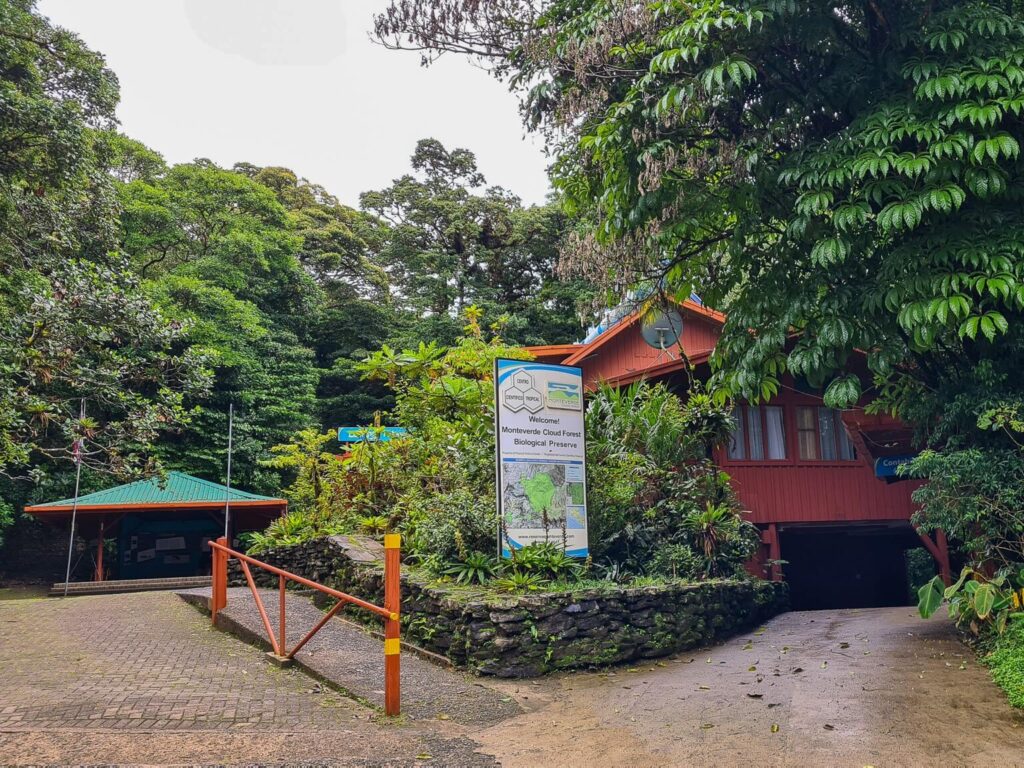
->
xmin=721 ymin=400 xmax=859 ymax=467
xmin=725 ymin=404 xmax=790 ymax=465
xmin=793 ymin=405 xmax=858 ymax=465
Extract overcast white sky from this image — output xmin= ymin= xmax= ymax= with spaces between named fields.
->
xmin=37 ymin=0 xmax=552 ymax=206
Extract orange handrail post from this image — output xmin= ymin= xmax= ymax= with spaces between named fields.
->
xmin=383 ymin=533 xmax=401 ymax=717
xmin=210 ymin=535 xmax=227 ymax=622
xmin=278 ymin=574 xmax=287 ymax=655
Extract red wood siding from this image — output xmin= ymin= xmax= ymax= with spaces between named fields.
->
xmin=549 ymin=310 xmax=920 ymax=529
xmin=715 ymin=382 xmax=919 ymax=525
xmin=578 ymin=316 xmax=721 ymax=386
xmin=725 ymin=463 xmax=919 ymax=525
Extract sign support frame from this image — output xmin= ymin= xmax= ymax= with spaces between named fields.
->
xmin=493 ymin=357 xmax=589 ymax=558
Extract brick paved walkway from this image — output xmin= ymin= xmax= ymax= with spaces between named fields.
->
xmin=178 ymin=587 xmax=521 ymax=726
xmin=0 ymin=592 xmax=496 ymax=765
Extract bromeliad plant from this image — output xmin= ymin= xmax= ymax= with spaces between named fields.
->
xmin=443 ymin=551 xmax=501 ymax=585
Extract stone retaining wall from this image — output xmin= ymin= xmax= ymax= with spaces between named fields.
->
xmin=229 ymin=536 xmax=788 ymax=678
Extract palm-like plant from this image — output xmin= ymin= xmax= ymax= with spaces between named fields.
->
xmin=443 ymin=551 xmax=500 ymax=584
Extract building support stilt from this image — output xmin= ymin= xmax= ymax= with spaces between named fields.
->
xmin=916 ymin=528 xmax=951 ymax=586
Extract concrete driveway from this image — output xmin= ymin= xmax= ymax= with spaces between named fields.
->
xmin=474 ymin=607 xmax=1023 ymax=767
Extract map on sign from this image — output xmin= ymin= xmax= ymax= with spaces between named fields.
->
xmin=494 ymin=359 xmax=589 ymax=557
xmin=500 ymin=460 xmax=587 ymax=530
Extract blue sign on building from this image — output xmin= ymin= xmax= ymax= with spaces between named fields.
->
xmin=874 ymin=454 xmax=916 ymax=478
xmin=337 ymin=426 xmax=408 ymax=444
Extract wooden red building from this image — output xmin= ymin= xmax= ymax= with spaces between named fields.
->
xmin=530 ymin=299 xmax=951 ymax=609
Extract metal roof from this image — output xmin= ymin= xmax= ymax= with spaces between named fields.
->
xmin=25 ymin=471 xmax=284 ymax=512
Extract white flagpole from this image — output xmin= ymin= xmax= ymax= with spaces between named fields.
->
xmin=223 ymin=403 xmax=234 ymax=542
xmin=62 ymin=399 xmax=85 ymax=597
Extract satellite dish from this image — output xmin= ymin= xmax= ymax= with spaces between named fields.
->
xmin=640 ymin=308 xmax=684 ymax=350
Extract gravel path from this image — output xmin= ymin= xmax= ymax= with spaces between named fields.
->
xmin=179 ymin=587 xmax=522 ymax=726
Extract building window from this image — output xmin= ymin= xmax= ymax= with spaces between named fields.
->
xmin=729 ymin=405 xmax=787 ymax=461
xmin=796 ymin=406 xmax=855 ymax=461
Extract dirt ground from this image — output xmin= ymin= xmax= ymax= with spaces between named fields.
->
xmin=1 ymin=592 xmax=1021 ymax=766
xmin=473 ymin=607 xmax=1024 ymax=767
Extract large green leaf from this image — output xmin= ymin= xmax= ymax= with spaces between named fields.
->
xmin=974 ymin=583 xmax=996 ymax=619
xmin=918 ymin=576 xmax=945 ymax=618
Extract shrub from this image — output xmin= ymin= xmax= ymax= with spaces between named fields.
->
xmin=910 ymin=448 xmax=1024 ymax=572
xmin=585 ymin=382 xmax=756 ymax=578
xmin=983 ymin=619 xmax=1024 ymax=709
xmin=242 ymin=510 xmax=333 ymax=554
xmin=918 ymin=566 xmax=1024 ymax=636
xmin=257 ymin=312 xmax=754 ymax=586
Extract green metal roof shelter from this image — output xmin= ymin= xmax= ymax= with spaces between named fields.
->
xmin=25 ymin=472 xmax=286 ymax=587
xmin=26 ymin=471 xmax=286 ymax=514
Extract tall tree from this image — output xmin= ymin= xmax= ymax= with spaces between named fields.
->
xmin=234 ymin=164 xmax=396 ymax=429
xmin=361 ymin=138 xmax=589 ymax=347
xmin=115 ymin=159 xmax=326 ymax=492
xmin=374 ymin=1 xmax=1024 ymax=413
xmin=0 ymin=0 xmax=205 ymax=485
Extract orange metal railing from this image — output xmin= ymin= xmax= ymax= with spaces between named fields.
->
xmin=209 ymin=535 xmax=402 ymax=716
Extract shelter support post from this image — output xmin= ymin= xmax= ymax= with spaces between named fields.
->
xmin=384 ymin=533 xmax=401 ymax=717
xmin=94 ymin=516 xmax=105 ymax=582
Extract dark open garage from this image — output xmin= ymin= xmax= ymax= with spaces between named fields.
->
xmin=779 ymin=522 xmax=930 ymax=610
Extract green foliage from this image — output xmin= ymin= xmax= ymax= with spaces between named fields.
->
xmin=494 ymin=571 xmax=548 ymax=593
xmin=0 ymin=499 xmax=14 ymax=550
xmin=357 ymin=515 xmax=390 ymax=536
xmin=493 ymin=1 xmax=1024 ymax=412
xmin=507 ymin=541 xmax=584 ymax=581
xmin=443 ymin=551 xmax=500 ymax=584
xmin=360 ymin=139 xmax=591 ymax=347
xmin=585 ymin=381 xmax=756 ymax=578
xmin=0 ymin=2 xmax=205 ymax=483
xmin=982 ymin=619 xmax=1024 ymax=708
xmin=242 ymin=509 xmax=341 ymax=554
xmin=918 ymin=567 xmax=1024 ymax=636
xmin=909 ymin=447 xmax=1024 ymax=571
xmin=261 ymin=429 xmax=350 ymax=525
xmin=906 ymin=547 xmax=938 ymax=602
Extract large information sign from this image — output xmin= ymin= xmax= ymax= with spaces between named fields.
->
xmin=494 ymin=358 xmax=588 ymax=557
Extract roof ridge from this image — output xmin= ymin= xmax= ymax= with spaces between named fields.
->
xmin=165 ymin=471 xmax=266 ymax=500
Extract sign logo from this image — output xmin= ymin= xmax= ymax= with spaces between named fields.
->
xmin=546 ymin=381 xmax=582 ymax=410
xmin=502 ymin=371 xmax=543 ymax=413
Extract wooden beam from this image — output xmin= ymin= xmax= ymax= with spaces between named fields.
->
xmin=94 ymin=515 xmax=105 ymax=582
xmin=767 ymin=523 xmax=782 ymax=582
xmin=917 ymin=528 xmax=952 ymax=586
